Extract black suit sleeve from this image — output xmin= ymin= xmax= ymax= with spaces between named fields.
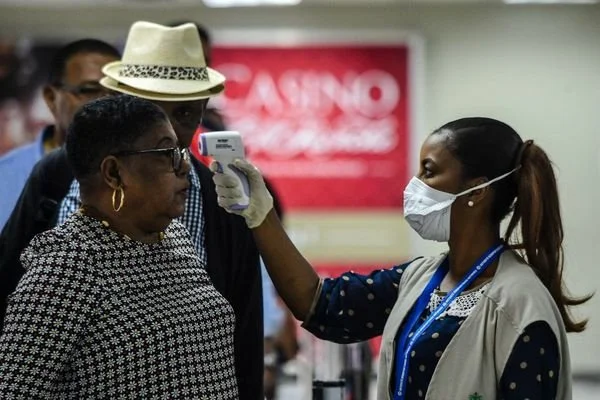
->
xmin=195 ymin=159 xmax=264 ymax=400
xmin=0 ymin=148 xmax=73 ymax=332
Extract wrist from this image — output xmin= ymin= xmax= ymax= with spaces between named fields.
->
xmin=249 ymin=207 xmax=276 ymax=230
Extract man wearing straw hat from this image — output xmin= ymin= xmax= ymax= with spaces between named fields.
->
xmin=0 ymin=21 xmax=265 ymax=399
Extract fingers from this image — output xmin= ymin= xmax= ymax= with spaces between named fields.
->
xmin=215 ymin=184 xmax=243 ymax=199
xmin=209 ymin=160 xmax=220 ymax=173
xmin=233 ymin=158 xmax=261 ymax=176
xmin=232 ymin=159 xmax=266 ymax=188
xmin=212 ymin=172 xmax=239 ymax=188
xmin=217 ymin=195 xmax=245 ymax=210
xmin=214 ymin=173 xmax=245 ymax=210
xmin=213 ymin=158 xmax=263 ymax=183
xmin=212 ymin=159 xmax=256 ymax=175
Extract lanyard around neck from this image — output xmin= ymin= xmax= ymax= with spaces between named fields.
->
xmin=393 ymin=243 xmax=505 ymax=400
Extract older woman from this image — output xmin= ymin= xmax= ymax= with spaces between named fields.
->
xmin=213 ymin=117 xmax=590 ymax=400
xmin=0 ymin=95 xmax=238 ymax=398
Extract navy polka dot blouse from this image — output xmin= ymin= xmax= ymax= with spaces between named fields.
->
xmin=303 ymin=261 xmax=560 ymax=399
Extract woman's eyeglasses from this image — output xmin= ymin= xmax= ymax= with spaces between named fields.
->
xmin=111 ymin=147 xmax=190 ymax=173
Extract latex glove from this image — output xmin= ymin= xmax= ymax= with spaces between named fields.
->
xmin=210 ymin=159 xmax=273 ymax=229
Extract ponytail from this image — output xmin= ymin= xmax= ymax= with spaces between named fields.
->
xmin=504 ymin=141 xmax=592 ymax=333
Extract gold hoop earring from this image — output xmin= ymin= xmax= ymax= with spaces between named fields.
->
xmin=112 ymin=186 xmax=125 ymax=212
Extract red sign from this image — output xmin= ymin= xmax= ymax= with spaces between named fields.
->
xmin=212 ymin=45 xmax=411 ymax=210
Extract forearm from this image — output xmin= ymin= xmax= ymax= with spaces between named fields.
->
xmin=252 ymin=210 xmax=319 ymax=321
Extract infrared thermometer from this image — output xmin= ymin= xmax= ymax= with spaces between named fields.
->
xmin=199 ymin=131 xmax=250 ymax=210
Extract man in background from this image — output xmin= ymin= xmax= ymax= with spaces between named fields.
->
xmin=175 ymin=21 xmax=300 ymax=399
xmin=168 ymin=20 xmax=227 ymax=162
xmin=0 ymin=39 xmax=38 ymax=154
xmin=0 ymin=39 xmax=120 ymax=229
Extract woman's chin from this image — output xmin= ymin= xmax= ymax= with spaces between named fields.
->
xmin=169 ymin=204 xmax=186 ymax=219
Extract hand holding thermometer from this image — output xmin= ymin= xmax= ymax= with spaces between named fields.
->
xmin=199 ymin=131 xmax=250 ymax=210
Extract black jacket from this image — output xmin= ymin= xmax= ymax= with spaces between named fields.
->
xmin=0 ymin=146 xmax=264 ymax=400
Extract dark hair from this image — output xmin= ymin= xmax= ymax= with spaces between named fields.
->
xmin=434 ymin=117 xmax=591 ymax=333
xmin=66 ymin=94 xmax=169 ymax=182
xmin=47 ymin=39 xmax=121 ymax=85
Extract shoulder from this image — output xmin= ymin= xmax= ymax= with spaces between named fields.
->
xmin=16 ymin=218 xmax=103 ymax=295
xmin=21 ymin=215 xmax=100 ymax=274
xmin=487 ymin=251 xmax=555 ymax=311
xmin=0 ymin=127 xmax=55 ymax=171
xmin=30 ymin=147 xmax=74 ymax=201
xmin=0 ymin=141 xmax=40 ymax=170
xmin=399 ymin=253 xmax=446 ymax=283
xmin=30 ymin=147 xmax=69 ymax=176
xmin=484 ymin=250 xmax=565 ymax=333
xmin=167 ymin=219 xmax=193 ymax=239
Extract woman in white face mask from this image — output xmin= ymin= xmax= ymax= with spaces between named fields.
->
xmin=211 ymin=117 xmax=590 ymax=400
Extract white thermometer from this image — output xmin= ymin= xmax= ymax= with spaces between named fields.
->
xmin=199 ymin=131 xmax=250 ymax=210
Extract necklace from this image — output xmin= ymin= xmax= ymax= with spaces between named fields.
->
xmin=78 ymin=206 xmax=165 ymax=242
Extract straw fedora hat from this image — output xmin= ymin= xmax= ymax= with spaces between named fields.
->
xmin=101 ymin=21 xmax=225 ymax=101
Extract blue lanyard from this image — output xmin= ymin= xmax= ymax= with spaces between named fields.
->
xmin=393 ymin=243 xmax=505 ymax=400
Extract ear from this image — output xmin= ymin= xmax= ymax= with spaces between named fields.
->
xmin=42 ymin=85 xmax=58 ymax=117
xmin=463 ymin=177 xmax=489 ymax=207
xmin=99 ymin=156 xmax=123 ymax=190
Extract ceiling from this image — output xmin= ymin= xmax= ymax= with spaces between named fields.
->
xmin=0 ymin=0 xmax=595 ymax=10
xmin=0 ymin=0 xmax=506 ymax=6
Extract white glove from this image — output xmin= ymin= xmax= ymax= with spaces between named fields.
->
xmin=210 ymin=159 xmax=274 ymax=229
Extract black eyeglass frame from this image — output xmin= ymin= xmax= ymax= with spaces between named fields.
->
xmin=111 ymin=147 xmax=190 ymax=173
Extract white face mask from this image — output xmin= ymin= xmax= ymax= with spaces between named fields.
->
xmin=403 ymin=168 xmax=518 ymax=242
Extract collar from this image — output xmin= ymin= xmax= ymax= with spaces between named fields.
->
xmin=188 ymin=161 xmax=201 ymax=189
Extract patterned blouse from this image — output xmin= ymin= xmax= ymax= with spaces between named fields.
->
xmin=0 ymin=213 xmax=238 ymax=399
xmin=304 ymin=261 xmax=560 ymax=399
